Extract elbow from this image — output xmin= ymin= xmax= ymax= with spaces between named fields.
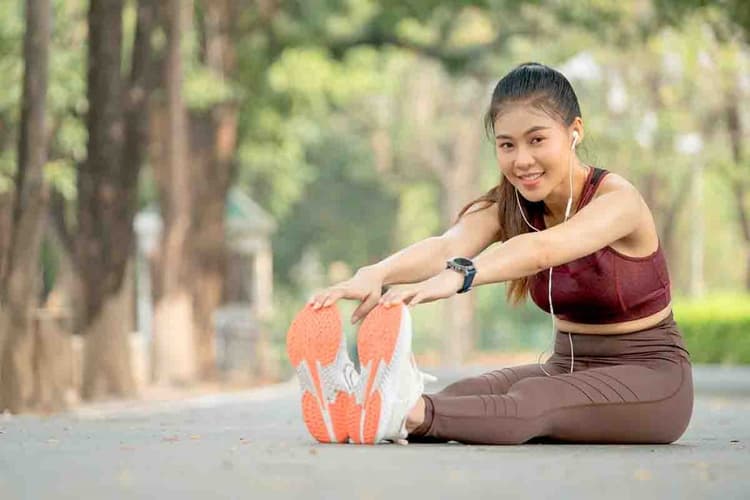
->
xmin=530 ymin=233 xmax=554 ymax=272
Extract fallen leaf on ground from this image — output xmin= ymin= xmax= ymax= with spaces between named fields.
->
xmin=633 ymin=468 xmax=652 ymax=481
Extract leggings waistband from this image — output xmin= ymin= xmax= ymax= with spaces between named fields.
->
xmin=553 ymin=312 xmax=690 ymax=363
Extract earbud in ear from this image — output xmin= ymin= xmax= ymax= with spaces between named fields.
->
xmin=571 ymin=131 xmax=579 ymax=149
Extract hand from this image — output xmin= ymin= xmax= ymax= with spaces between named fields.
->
xmin=378 ymin=270 xmax=464 ymax=308
xmin=308 ymin=266 xmax=385 ymax=324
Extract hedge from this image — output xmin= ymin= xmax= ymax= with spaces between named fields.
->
xmin=672 ymin=294 xmax=750 ymax=364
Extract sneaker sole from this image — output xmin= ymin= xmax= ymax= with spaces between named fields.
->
xmin=349 ymin=303 xmax=412 ymax=444
xmin=286 ymin=304 xmax=354 ymax=443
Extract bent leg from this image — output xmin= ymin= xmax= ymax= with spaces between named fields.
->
xmin=410 ymin=360 xmax=693 ymax=445
xmin=435 ymin=361 xmax=571 ymax=397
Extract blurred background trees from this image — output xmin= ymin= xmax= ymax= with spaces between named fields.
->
xmin=0 ymin=0 xmax=748 ymax=413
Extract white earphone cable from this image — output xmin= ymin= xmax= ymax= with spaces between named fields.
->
xmin=515 ymin=134 xmax=579 ymax=375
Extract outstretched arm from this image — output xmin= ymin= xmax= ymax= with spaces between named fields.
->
xmin=472 ymin=178 xmax=641 ymax=286
xmin=369 ymin=201 xmax=501 ymax=286
xmin=383 ymin=175 xmax=643 ymax=307
xmin=309 ymin=201 xmax=500 ymax=323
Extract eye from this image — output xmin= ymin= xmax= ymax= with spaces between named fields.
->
xmin=497 ymin=142 xmax=513 ymax=150
xmin=530 ymin=136 xmax=545 ymax=144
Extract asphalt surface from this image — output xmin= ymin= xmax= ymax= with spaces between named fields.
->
xmin=1 ymin=364 xmax=748 ymax=500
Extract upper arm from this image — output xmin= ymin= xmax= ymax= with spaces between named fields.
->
xmin=439 ymin=201 xmax=501 ymax=259
xmin=536 ymin=174 xmax=643 ymax=268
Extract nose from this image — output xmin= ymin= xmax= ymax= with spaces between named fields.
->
xmin=512 ymin=145 xmax=534 ymax=168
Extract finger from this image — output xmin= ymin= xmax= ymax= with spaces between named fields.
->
xmin=406 ymin=293 xmax=422 ymax=308
xmin=379 ymin=290 xmax=398 ymax=306
xmin=312 ymin=293 xmax=329 ymax=309
xmin=383 ymin=292 xmax=408 ymax=308
xmin=351 ymin=292 xmax=380 ymax=324
xmin=321 ymin=287 xmax=357 ymax=307
xmin=308 ymin=291 xmax=324 ymax=308
xmin=321 ymin=289 xmax=344 ymax=308
xmin=395 ymin=290 xmax=419 ymax=307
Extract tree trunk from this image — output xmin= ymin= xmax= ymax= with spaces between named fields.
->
xmin=189 ymin=113 xmax=229 ymax=380
xmin=190 ymin=0 xmax=238 ymax=380
xmin=725 ymin=93 xmax=750 ymax=291
xmin=0 ymin=192 xmax=12 ymax=358
xmin=407 ymin=71 xmax=482 ymax=366
xmin=0 ymin=192 xmax=12 ymax=290
xmin=78 ymin=0 xmax=156 ymax=399
xmin=82 ymin=259 xmax=135 ymax=398
xmin=152 ymin=0 xmax=196 ymax=384
xmin=0 ymin=0 xmax=51 ymax=413
xmin=32 ymin=310 xmax=75 ymax=412
xmin=439 ymin=110 xmax=481 ymax=366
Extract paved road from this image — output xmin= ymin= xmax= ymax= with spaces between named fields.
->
xmin=1 ymin=365 xmax=748 ymax=500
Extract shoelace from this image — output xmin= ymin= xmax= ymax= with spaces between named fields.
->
xmin=343 ymin=362 xmax=359 ymax=393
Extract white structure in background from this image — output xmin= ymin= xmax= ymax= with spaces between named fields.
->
xmin=134 ymin=188 xmax=276 ymax=380
xmin=676 ymin=132 xmax=705 ymax=298
xmin=559 ymin=51 xmax=602 ymax=82
xmin=636 ymin=111 xmax=658 ymax=149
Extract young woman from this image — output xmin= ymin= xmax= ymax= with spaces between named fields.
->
xmin=288 ymin=62 xmax=693 ymax=445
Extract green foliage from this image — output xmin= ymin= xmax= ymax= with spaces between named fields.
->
xmin=0 ymin=0 xmax=22 ymax=193
xmin=673 ymin=295 xmax=750 ymax=364
xmin=184 ymin=66 xmax=240 ymax=111
xmin=270 ymin=128 xmax=399 ymax=287
xmin=475 ymin=281 xmax=551 ymax=352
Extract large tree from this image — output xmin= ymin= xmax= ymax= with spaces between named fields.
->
xmin=152 ymin=0 xmax=197 ymax=384
xmin=0 ymin=0 xmax=51 ymax=413
xmin=188 ymin=0 xmax=240 ymax=380
xmin=76 ymin=0 xmax=157 ymax=399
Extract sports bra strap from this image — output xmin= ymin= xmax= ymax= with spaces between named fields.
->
xmin=577 ymin=166 xmax=608 ymax=211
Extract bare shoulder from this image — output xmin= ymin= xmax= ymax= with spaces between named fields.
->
xmin=595 ymin=171 xmax=659 ymax=255
xmin=595 ymin=171 xmax=640 ymax=198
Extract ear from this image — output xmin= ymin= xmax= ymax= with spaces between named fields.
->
xmin=570 ymin=117 xmax=584 ymax=146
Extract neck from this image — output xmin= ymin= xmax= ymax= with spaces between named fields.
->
xmin=543 ymin=159 xmax=590 ymax=222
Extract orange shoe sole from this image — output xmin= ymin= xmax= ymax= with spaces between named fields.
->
xmin=348 ymin=304 xmax=408 ymax=444
xmin=286 ymin=304 xmax=354 ymax=443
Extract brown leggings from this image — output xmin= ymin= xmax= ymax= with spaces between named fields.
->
xmin=409 ymin=313 xmax=693 ymax=445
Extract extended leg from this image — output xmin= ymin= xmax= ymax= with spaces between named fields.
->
xmin=410 ymin=360 xmax=692 ymax=445
xmin=435 ymin=359 xmax=574 ymax=397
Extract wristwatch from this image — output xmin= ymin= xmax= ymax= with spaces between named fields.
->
xmin=446 ymin=257 xmax=476 ymax=294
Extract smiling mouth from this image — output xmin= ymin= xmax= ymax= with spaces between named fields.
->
xmin=518 ymin=172 xmax=544 ymax=181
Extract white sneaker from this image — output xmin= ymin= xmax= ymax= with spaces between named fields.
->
xmin=348 ymin=303 xmax=437 ymax=444
xmin=286 ymin=304 xmax=358 ymax=443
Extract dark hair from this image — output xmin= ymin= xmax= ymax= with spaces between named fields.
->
xmin=457 ymin=62 xmax=583 ymax=304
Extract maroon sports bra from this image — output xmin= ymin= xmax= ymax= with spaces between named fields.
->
xmin=528 ymin=167 xmax=671 ymax=324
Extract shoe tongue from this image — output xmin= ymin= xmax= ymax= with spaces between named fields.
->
xmin=343 ymin=363 xmax=358 ymax=392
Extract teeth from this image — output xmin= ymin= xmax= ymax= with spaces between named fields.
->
xmin=521 ymin=173 xmax=543 ymax=180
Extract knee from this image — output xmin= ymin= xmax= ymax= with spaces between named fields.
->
xmin=437 ymin=375 xmax=490 ymax=397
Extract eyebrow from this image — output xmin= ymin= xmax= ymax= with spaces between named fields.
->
xmin=495 ymin=126 xmax=551 ymax=140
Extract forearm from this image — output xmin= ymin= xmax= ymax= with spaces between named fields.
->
xmin=472 ymin=232 xmax=546 ymax=287
xmin=364 ymin=236 xmax=451 ymax=286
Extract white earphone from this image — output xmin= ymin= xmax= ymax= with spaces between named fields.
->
xmin=564 ymin=131 xmax=578 ymax=219
xmin=515 ymin=129 xmax=580 ymax=375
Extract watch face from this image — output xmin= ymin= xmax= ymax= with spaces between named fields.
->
xmin=453 ymin=257 xmax=473 ymax=267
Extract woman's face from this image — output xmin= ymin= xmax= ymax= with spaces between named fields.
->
xmin=493 ymin=103 xmax=579 ymax=203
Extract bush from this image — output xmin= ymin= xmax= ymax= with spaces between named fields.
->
xmin=673 ymin=294 xmax=750 ymax=364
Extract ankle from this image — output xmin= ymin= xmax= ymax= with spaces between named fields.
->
xmin=405 ymin=396 xmax=426 ymax=433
